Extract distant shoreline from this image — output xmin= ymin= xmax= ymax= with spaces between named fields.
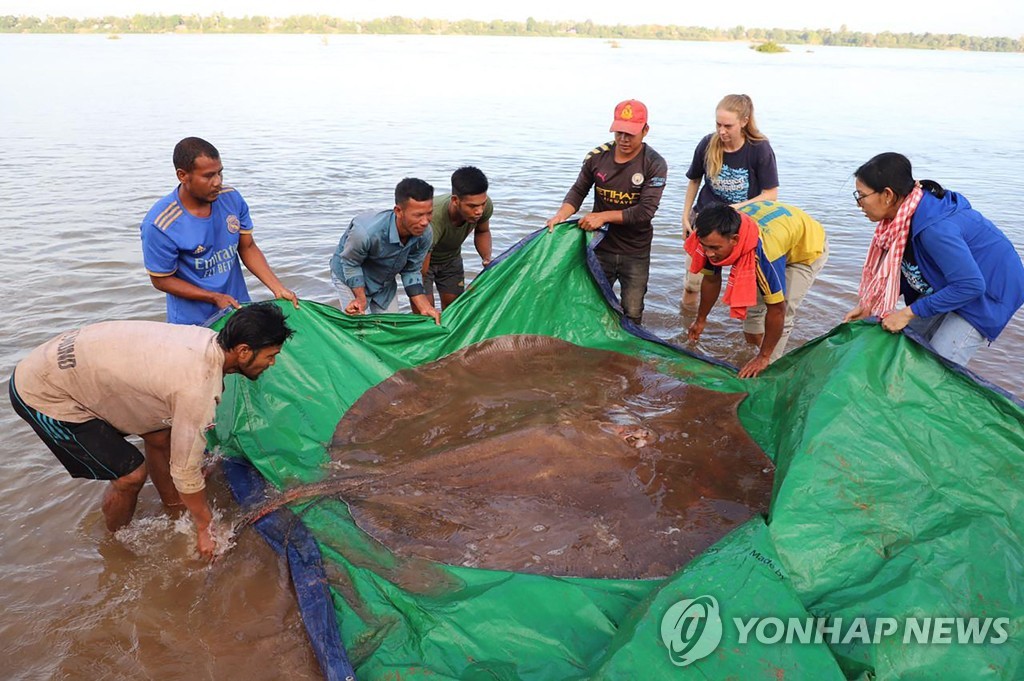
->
xmin=2 ymin=14 xmax=1021 ymax=53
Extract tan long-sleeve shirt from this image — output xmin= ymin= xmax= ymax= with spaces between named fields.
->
xmin=14 ymin=321 xmax=225 ymax=494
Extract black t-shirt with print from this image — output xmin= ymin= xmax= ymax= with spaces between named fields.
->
xmin=563 ymin=142 xmax=669 ymax=257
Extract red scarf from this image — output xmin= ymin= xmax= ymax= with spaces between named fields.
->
xmin=858 ymin=185 xmax=923 ymax=317
xmin=684 ymin=213 xmax=761 ymax=319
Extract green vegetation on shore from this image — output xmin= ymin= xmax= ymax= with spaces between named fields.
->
xmin=2 ymin=14 xmax=1021 ymax=53
xmin=752 ymin=41 xmax=788 ymax=53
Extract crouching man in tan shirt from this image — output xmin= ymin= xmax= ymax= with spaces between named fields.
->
xmin=8 ymin=302 xmax=294 ymax=560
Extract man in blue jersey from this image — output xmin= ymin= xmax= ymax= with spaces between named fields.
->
xmin=140 ymin=137 xmax=298 ymax=325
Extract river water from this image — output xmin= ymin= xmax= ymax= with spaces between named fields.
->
xmin=1 ymin=33 xmax=1022 ymax=678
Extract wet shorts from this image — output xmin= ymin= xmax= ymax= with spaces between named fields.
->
xmin=9 ymin=373 xmax=144 ymax=481
xmin=425 ymin=255 xmax=466 ymax=296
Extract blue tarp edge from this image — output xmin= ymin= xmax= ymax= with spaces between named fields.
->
xmin=222 ymin=456 xmax=355 ymax=681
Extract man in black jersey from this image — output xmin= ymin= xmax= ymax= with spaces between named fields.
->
xmin=546 ymin=99 xmax=669 ymax=325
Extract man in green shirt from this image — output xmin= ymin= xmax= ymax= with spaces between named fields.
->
xmin=422 ymin=166 xmax=494 ymax=309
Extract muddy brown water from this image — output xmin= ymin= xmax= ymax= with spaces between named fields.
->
xmin=314 ymin=336 xmax=775 ymax=580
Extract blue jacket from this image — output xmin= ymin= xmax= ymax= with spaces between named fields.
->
xmin=905 ymin=190 xmax=1024 ymax=341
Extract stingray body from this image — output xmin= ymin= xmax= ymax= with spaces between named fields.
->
xmin=237 ymin=336 xmax=774 ymax=579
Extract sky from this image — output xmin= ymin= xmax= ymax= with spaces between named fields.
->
xmin=1 ymin=0 xmax=1022 ymax=38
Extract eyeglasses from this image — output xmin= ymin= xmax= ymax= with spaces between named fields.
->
xmin=853 ymin=189 xmax=876 ymax=204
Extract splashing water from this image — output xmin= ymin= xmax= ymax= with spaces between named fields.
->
xmin=114 ymin=506 xmax=237 ymax=561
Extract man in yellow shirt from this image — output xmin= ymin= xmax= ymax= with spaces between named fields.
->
xmin=687 ymin=201 xmax=828 ymax=377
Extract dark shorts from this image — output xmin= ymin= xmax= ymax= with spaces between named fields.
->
xmin=425 ymin=255 xmax=466 ymax=296
xmin=9 ymin=373 xmax=144 ymax=481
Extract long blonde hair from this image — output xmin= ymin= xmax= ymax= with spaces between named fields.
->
xmin=704 ymin=94 xmax=768 ymax=180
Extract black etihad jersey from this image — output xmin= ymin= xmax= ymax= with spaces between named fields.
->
xmin=563 ymin=142 xmax=668 ymax=256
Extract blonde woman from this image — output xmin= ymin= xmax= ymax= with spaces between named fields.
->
xmin=681 ymin=95 xmax=779 ymax=301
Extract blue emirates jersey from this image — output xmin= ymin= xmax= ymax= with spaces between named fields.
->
xmin=140 ymin=186 xmax=253 ymax=325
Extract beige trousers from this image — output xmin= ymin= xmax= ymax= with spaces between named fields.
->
xmin=742 ymin=241 xmax=829 ymax=362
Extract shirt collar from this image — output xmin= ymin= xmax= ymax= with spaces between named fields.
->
xmin=387 ymin=211 xmax=401 ymax=244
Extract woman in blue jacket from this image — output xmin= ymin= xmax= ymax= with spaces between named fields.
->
xmin=843 ymin=152 xmax=1024 ymax=364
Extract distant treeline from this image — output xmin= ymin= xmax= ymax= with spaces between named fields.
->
xmin=2 ymin=14 xmax=1022 ymax=53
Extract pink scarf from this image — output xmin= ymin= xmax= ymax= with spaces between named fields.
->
xmin=857 ymin=185 xmax=924 ymax=317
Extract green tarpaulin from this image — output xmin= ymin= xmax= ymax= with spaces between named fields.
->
xmin=212 ymin=224 xmax=1024 ymax=680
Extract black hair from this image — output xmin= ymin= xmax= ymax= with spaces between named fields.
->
xmin=173 ymin=137 xmax=220 ymax=173
xmin=395 ymin=177 xmax=434 ymax=205
xmin=919 ymin=179 xmax=946 ymax=198
xmin=451 ymin=166 xmax=489 ymax=197
xmin=217 ymin=301 xmax=295 ymax=352
xmin=855 ymin=152 xmax=946 ymax=199
xmin=694 ymin=203 xmax=741 ymax=238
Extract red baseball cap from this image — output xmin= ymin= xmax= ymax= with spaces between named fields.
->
xmin=610 ymin=99 xmax=648 ymax=135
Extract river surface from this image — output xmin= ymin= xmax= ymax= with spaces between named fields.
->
xmin=1 ymin=33 xmax=1022 ymax=679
